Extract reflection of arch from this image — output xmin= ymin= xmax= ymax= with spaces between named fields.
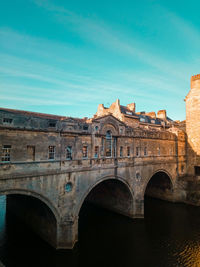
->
xmin=0 ymin=189 xmax=60 ymax=222
xmin=76 ymin=176 xmax=134 ymax=217
xmin=143 ymin=169 xmax=174 ymax=197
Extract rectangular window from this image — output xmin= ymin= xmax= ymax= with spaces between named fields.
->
xmin=3 ymin=118 xmax=13 ymax=124
xmin=66 ymin=146 xmax=72 ymax=160
xmin=94 ymin=146 xmax=99 ymax=158
xmin=113 ymin=138 xmax=117 ymax=158
xmin=120 ymin=146 xmax=123 ymax=157
xmin=101 ymin=138 xmax=104 ymax=156
xmin=2 ymin=145 xmax=11 ymax=162
xmin=27 ymin=146 xmax=35 ymax=161
xmin=48 ymin=146 xmax=55 ymax=159
xmin=127 ymin=147 xmax=130 ymax=157
xmin=195 ymin=166 xmax=200 ymax=176
xmin=136 ymin=147 xmax=139 ymax=157
xmin=48 ymin=122 xmax=56 ymax=127
xmin=144 ymin=147 xmax=147 ymax=156
xmin=106 ymin=131 xmax=112 ymax=157
xmin=82 ymin=146 xmax=88 ymax=158
xmin=83 ymin=125 xmax=88 ymax=130
xmin=158 ymin=145 xmax=160 ymax=156
xmin=181 ymin=165 xmax=184 ymax=173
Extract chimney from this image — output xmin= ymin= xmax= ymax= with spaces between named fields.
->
xmin=127 ymin=102 xmax=136 ymax=113
xmin=116 ymin=99 xmax=120 ymax=107
xmin=157 ymin=110 xmax=167 ymax=120
xmin=96 ymin=104 xmax=105 ymax=116
xmin=191 ymin=74 xmax=200 ymax=90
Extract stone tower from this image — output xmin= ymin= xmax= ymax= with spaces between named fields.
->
xmin=185 ymin=74 xmax=200 ymax=174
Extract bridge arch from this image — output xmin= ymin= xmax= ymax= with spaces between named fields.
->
xmin=0 ymin=188 xmax=60 ymax=221
xmin=0 ymin=188 xmax=60 ymax=248
xmin=77 ymin=176 xmax=134 ymax=218
xmin=143 ymin=169 xmax=174 ymax=201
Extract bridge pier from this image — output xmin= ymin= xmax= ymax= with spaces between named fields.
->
xmin=133 ymin=199 xmax=144 ymax=218
xmin=56 ymin=219 xmax=78 ymax=249
xmin=6 ymin=194 xmax=79 ymax=249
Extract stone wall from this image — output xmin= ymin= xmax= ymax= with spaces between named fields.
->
xmin=0 ymin=120 xmax=184 ymax=175
xmin=185 ymin=74 xmax=200 ymax=175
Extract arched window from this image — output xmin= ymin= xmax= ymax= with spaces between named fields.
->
xmin=106 ymin=130 xmax=112 ymax=157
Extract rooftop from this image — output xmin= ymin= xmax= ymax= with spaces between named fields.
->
xmin=0 ymin=107 xmax=86 ymax=122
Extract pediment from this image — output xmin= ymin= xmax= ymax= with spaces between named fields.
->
xmin=92 ymin=114 xmax=126 ymax=126
xmin=92 ymin=115 xmax=126 ymax=135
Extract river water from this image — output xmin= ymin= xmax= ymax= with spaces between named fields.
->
xmin=1 ymin=196 xmax=200 ymax=267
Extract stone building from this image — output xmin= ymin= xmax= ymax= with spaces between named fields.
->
xmin=185 ymin=74 xmax=200 ymax=175
xmin=0 ymin=74 xmax=199 ymax=249
xmin=94 ymin=98 xmax=174 ymax=129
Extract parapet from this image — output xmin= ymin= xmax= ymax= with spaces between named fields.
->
xmin=191 ymin=74 xmax=200 ymax=89
xmin=146 ymin=112 xmax=156 ymax=118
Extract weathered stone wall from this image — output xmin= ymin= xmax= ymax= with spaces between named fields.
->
xmin=0 ymin=122 xmax=183 ymax=173
xmin=185 ymin=74 xmax=200 ymax=174
xmin=0 ymin=129 xmax=60 ymax=162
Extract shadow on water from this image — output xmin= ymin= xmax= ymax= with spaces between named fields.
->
xmin=1 ymin=196 xmax=200 ymax=266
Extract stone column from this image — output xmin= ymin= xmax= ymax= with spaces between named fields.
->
xmin=56 ymin=216 xmax=78 ymax=249
xmin=133 ymin=198 xmax=144 ymax=218
xmin=173 ymin=180 xmax=187 ymax=203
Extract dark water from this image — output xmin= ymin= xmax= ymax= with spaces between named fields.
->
xmin=1 ymin=197 xmax=200 ymax=267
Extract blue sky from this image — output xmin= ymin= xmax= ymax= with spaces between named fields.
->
xmin=1 ymin=0 xmax=200 ymax=121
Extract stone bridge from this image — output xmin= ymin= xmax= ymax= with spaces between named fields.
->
xmin=0 ymin=157 xmax=182 ymax=249
xmin=0 ymin=108 xmax=186 ymax=249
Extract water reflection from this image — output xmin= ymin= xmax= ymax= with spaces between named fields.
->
xmin=1 ymin=196 xmax=200 ymax=266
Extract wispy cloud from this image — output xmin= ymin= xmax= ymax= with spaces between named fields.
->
xmin=1 ymin=59 xmax=166 ymax=101
xmin=0 ymin=27 xmax=187 ymax=119
xmin=0 ymin=95 xmax=72 ymax=106
xmin=32 ymin=0 xmax=195 ymax=80
xmin=1 ymin=0 xmax=197 ymax=119
xmin=166 ymin=9 xmax=200 ymax=48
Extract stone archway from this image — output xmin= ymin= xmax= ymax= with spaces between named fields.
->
xmin=0 ymin=189 xmax=60 ymax=221
xmin=144 ymin=170 xmax=174 ymax=202
xmin=0 ymin=189 xmax=59 ymax=248
xmin=62 ymin=177 xmax=135 ymax=249
xmin=77 ymin=177 xmax=135 ymax=219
